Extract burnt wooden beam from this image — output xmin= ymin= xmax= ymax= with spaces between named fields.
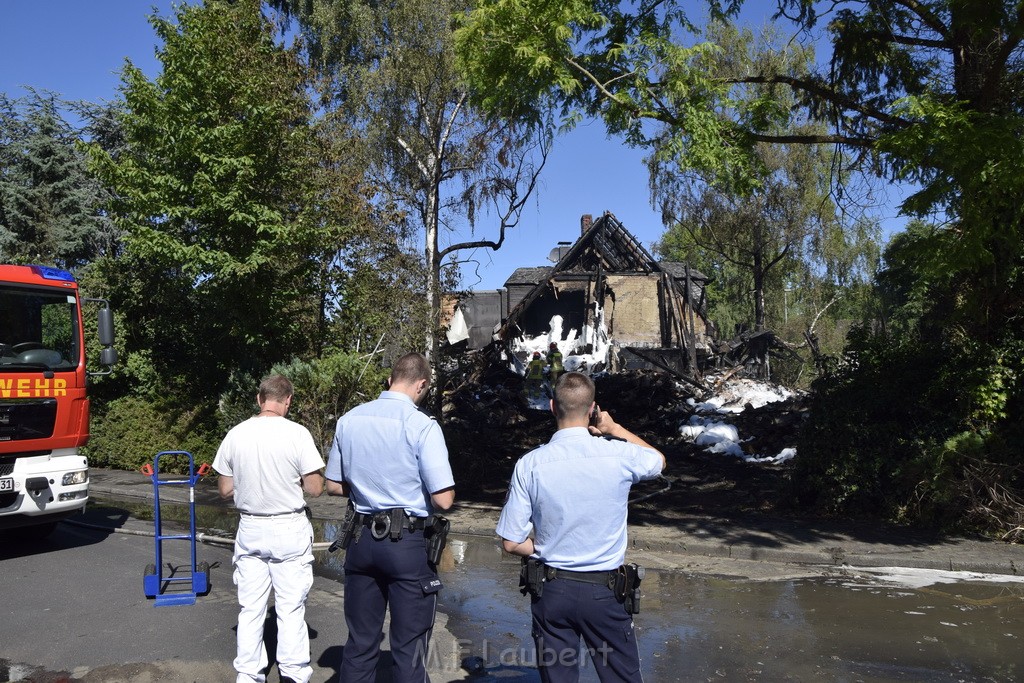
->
xmin=623 ymin=347 xmax=708 ymax=392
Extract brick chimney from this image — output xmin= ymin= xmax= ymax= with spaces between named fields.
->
xmin=580 ymin=214 xmax=593 ymax=236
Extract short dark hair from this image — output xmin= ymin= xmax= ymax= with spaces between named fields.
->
xmin=553 ymin=372 xmax=594 ymax=419
xmin=390 ymin=352 xmax=431 ymax=385
xmin=259 ymin=374 xmax=294 ymax=402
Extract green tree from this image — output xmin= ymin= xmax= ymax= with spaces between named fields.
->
xmin=650 ymin=23 xmax=880 ymax=376
xmin=456 ymin=0 xmax=1022 ymax=321
xmin=655 ymin=220 xmax=750 ymax=339
xmin=305 ymin=113 xmax=435 ymax=361
xmin=0 ymin=92 xmax=115 ymax=268
xmin=272 ymin=350 xmax=390 ymax=454
xmin=87 ymin=0 xmax=355 ymax=400
xmin=331 ymin=227 xmax=432 ymax=360
xmin=272 ymin=0 xmax=550 ymax=359
xmin=655 ymin=141 xmax=828 ymax=333
xmin=655 ymin=135 xmax=880 ymax=343
xmin=796 ymin=222 xmax=1023 ymax=534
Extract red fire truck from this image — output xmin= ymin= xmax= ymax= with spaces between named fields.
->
xmin=0 ymin=264 xmax=117 ymax=538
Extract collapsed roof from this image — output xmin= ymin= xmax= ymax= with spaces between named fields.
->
xmin=451 ymin=212 xmax=714 ymax=385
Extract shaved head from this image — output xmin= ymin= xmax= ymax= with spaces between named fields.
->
xmin=390 ymin=352 xmax=431 ymax=386
xmin=553 ymin=372 xmax=595 ymax=420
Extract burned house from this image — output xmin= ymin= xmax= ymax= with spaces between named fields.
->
xmin=450 ymin=212 xmax=714 ymax=384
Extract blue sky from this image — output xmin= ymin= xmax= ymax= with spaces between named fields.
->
xmin=1 ymin=2 xmax=906 ymax=291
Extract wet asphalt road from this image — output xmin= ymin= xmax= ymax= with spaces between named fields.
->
xmin=4 ymin=508 xmax=1024 ymax=682
xmin=0 ymin=509 xmax=470 ymax=683
xmin=3 ymin=515 xmax=253 ymax=681
xmin=5 ymin=468 xmax=1024 ymax=682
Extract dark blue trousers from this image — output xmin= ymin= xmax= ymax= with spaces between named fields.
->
xmin=340 ymin=528 xmax=442 ymax=683
xmin=531 ymin=578 xmax=643 ymax=683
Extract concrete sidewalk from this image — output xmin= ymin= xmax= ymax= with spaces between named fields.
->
xmin=87 ymin=466 xmax=1024 ymax=579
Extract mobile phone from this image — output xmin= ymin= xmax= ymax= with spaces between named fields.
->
xmin=590 ymin=404 xmax=600 ymax=425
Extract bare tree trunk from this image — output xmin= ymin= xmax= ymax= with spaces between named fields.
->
xmin=425 ymin=184 xmax=440 ymax=362
xmin=396 ymin=131 xmax=443 ymax=363
xmin=753 ymin=244 xmax=766 ymax=332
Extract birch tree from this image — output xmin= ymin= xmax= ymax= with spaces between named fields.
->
xmin=272 ymin=0 xmax=550 ymax=358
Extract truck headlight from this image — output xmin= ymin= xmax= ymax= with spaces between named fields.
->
xmin=62 ymin=471 xmax=88 ymax=486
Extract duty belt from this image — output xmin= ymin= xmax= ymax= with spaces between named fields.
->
xmin=361 ymin=509 xmax=430 ymax=540
xmin=519 ymin=558 xmax=645 ymax=613
xmin=550 ymin=568 xmax=615 ymax=587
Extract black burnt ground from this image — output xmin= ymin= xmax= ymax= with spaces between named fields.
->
xmin=441 ymin=367 xmax=808 ymax=525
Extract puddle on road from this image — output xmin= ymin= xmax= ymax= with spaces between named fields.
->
xmin=431 ymin=536 xmax=1024 ymax=682
xmin=91 ymin=499 xmax=1024 ymax=682
xmin=315 ymin=526 xmax=1024 ymax=682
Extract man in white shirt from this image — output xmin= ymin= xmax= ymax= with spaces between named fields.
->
xmin=214 ymin=374 xmax=325 ymax=683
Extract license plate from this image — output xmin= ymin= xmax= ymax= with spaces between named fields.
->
xmin=0 ymin=478 xmax=13 ymax=492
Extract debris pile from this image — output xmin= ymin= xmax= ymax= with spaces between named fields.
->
xmin=439 ymin=355 xmax=807 ymax=516
xmin=680 ymin=376 xmax=809 ymax=464
xmin=590 ymin=370 xmax=693 ymax=441
xmin=441 ymin=346 xmax=530 ymax=429
xmin=441 ymin=352 xmax=806 ymax=466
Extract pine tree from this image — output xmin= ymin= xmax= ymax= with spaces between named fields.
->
xmin=0 ymin=92 xmax=114 ymax=269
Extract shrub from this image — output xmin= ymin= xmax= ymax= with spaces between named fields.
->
xmin=793 ymin=323 xmax=1024 ymax=537
xmin=85 ymin=395 xmax=219 ymax=473
xmin=217 ymin=349 xmax=388 ymax=456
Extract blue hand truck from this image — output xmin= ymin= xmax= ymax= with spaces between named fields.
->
xmin=141 ymin=450 xmax=212 ymax=606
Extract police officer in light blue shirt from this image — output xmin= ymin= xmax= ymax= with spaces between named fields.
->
xmin=325 ymin=352 xmax=455 ymax=683
xmin=497 ymin=371 xmax=665 ymax=683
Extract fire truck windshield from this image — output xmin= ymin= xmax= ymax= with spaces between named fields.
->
xmin=0 ymin=283 xmax=80 ymax=372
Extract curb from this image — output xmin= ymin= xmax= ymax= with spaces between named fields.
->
xmin=87 ymin=473 xmax=1024 ymax=578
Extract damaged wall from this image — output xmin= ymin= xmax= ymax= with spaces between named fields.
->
xmin=505 ymin=267 xmax=551 ymax=316
xmin=514 ymin=273 xmax=707 ymax=354
xmin=458 ymin=290 xmax=506 ymax=349
xmin=658 ymin=274 xmax=712 ymax=350
xmin=604 ymin=274 xmax=662 ymax=347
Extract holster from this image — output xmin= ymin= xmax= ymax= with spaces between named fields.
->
xmin=425 ymin=515 xmax=451 ymax=566
xmin=389 ymin=508 xmax=405 ymax=540
xmin=328 ymin=504 xmax=360 ymax=553
xmin=519 ymin=557 xmax=551 ymax=598
xmin=612 ymin=563 xmax=645 ymax=614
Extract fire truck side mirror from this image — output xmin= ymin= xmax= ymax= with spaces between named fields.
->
xmin=100 ymin=347 xmax=118 ymax=367
xmin=98 ymin=307 xmax=115 ymax=347
xmin=84 ymin=297 xmax=118 ymax=375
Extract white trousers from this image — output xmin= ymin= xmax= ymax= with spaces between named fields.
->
xmin=232 ymin=513 xmax=315 ymax=683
